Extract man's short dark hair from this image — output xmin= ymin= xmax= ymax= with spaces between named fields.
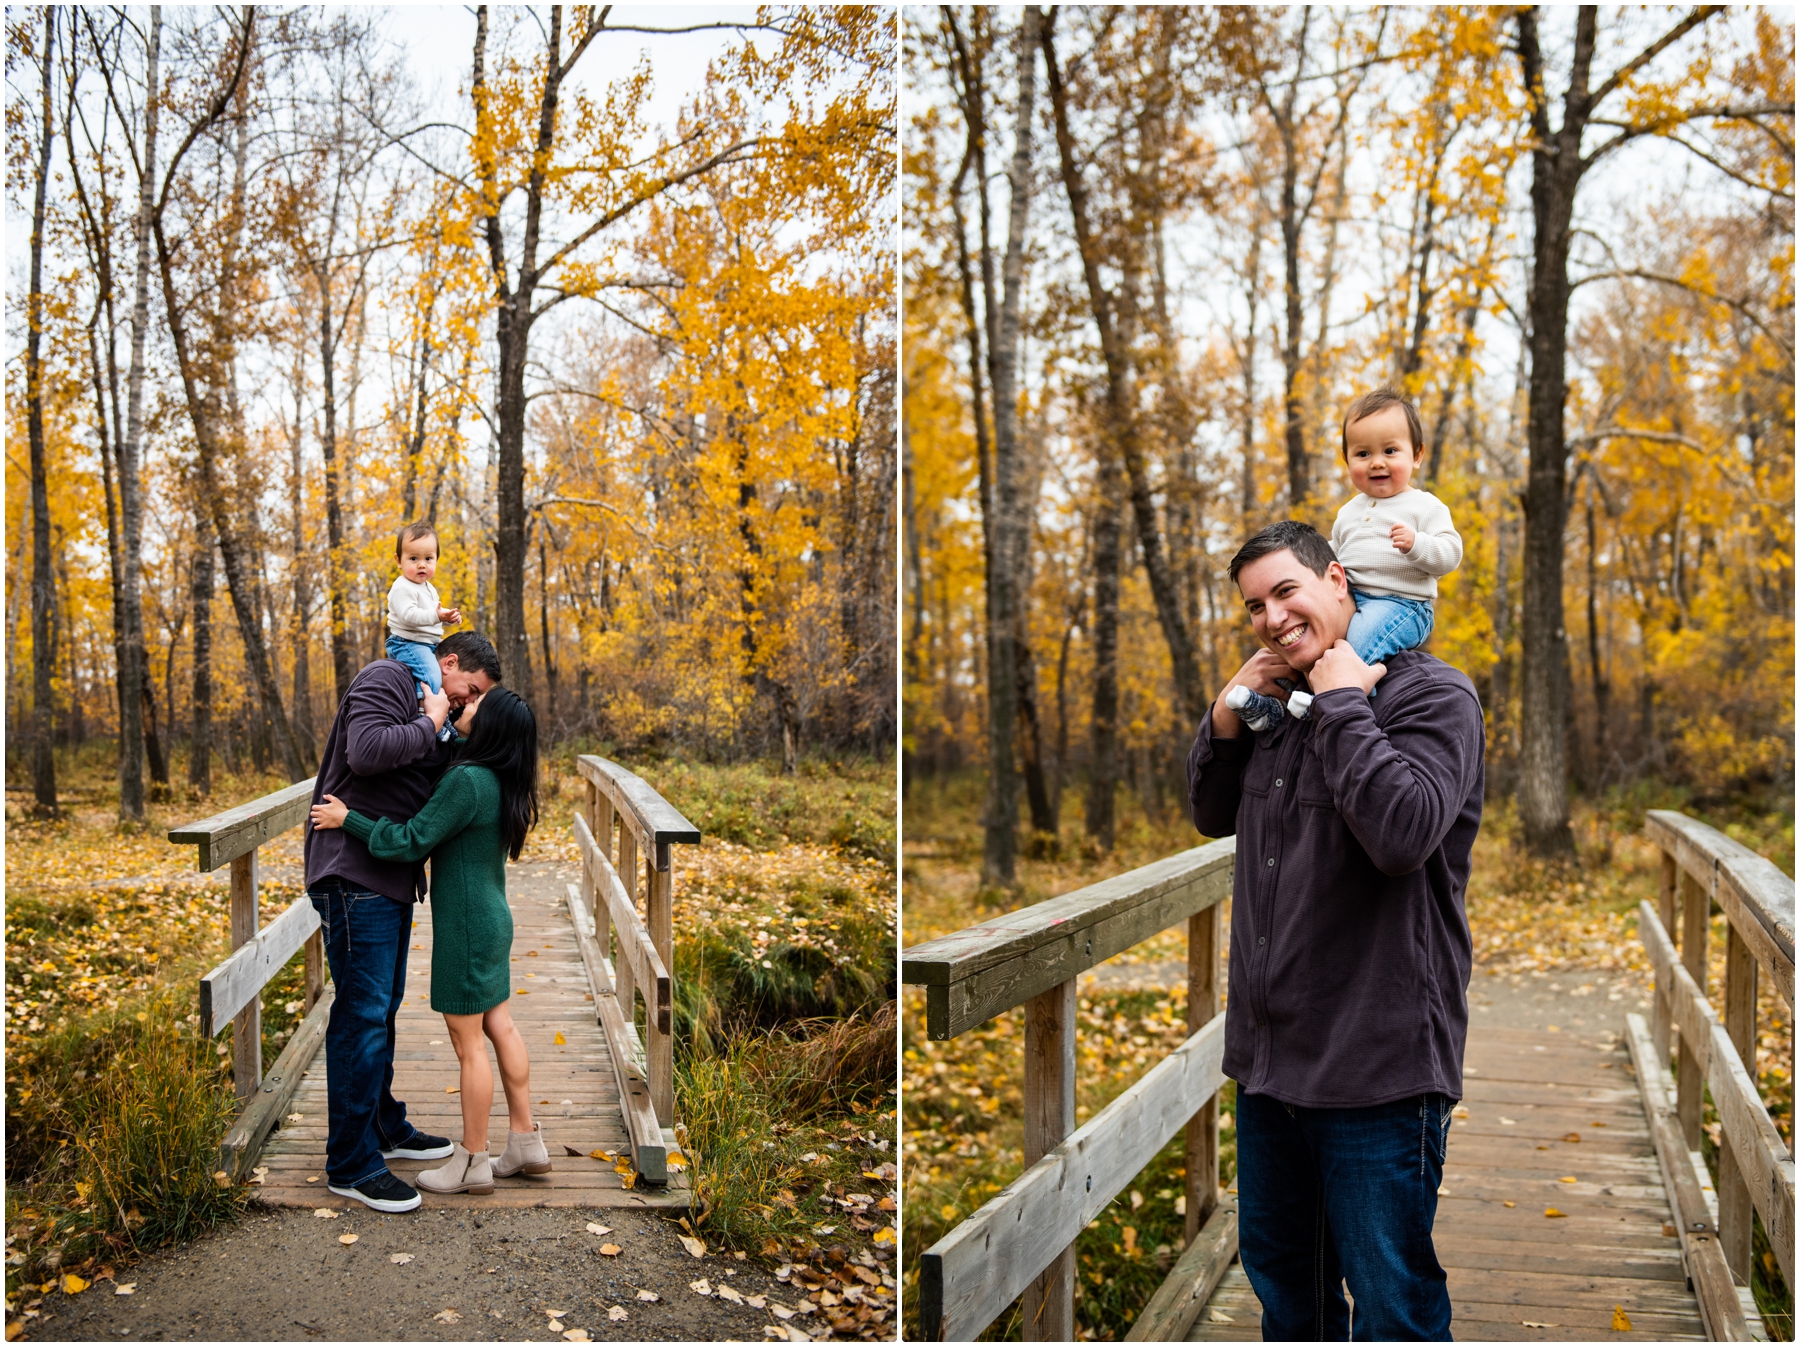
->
xmin=1340 ymin=386 xmax=1424 ymax=459
xmin=1228 ymin=521 xmax=1339 ymax=585
xmin=436 ymin=630 xmax=502 ymax=684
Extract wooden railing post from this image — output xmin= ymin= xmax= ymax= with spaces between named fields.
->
xmin=230 ymin=849 xmax=261 ymax=1100
xmin=1719 ymin=922 xmax=1758 ymax=1281
xmin=589 ymin=783 xmax=612 ymax=958
xmin=647 ymin=850 xmax=674 ymax=1126
xmin=1186 ymin=905 xmax=1221 ymax=1243
xmin=1654 ymin=850 xmax=1677 ymax=1065
xmin=617 ymin=821 xmax=639 ymax=1032
xmin=1022 ymin=978 xmax=1076 ymax=1341
xmin=302 ymin=929 xmax=324 ymax=1013
xmin=1677 ymin=866 xmax=1708 ymax=1149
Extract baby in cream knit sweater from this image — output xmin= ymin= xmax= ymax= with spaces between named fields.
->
xmin=1228 ymin=387 xmax=1462 ymax=731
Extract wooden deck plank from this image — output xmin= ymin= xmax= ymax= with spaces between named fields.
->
xmin=1180 ymin=1015 xmax=1710 ymax=1342
xmin=258 ymin=873 xmax=686 ymax=1212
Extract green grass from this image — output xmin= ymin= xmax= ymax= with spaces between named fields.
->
xmin=5 ymin=992 xmax=247 ymax=1297
xmin=631 ymin=755 xmax=897 ymax=866
xmin=678 ymin=1007 xmax=896 ymax=1256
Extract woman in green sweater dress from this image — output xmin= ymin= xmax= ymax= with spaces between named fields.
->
xmin=309 ymin=686 xmax=548 ymax=1195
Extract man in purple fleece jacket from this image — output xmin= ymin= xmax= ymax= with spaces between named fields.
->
xmin=1187 ymin=521 xmax=1484 ymax=1341
xmin=303 ymin=630 xmax=500 ymax=1213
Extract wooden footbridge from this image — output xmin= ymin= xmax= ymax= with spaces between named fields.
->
xmin=167 ymin=755 xmax=699 ymax=1208
xmin=902 ymin=811 xmax=1793 ymax=1341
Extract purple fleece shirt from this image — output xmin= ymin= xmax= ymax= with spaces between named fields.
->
xmin=1186 ymin=649 xmax=1484 ymax=1108
xmin=303 ymin=659 xmax=459 ymax=905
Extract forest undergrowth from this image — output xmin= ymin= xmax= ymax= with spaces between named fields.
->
xmin=900 ymin=770 xmax=1792 ymax=1340
xmin=6 ymin=746 xmax=898 ymax=1341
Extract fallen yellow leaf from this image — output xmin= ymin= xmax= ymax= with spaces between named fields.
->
xmin=873 ymin=1226 xmax=896 ymax=1244
xmin=1559 ymin=1176 xmax=1578 ymax=1183
xmin=339 ymin=1233 xmax=358 ymax=1245
xmin=446 ymin=1086 xmax=460 ymax=1094
xmin=599 ymin=1243 xmax=622 ymax=1257
xmin=1612 ymin=1305 xmax=1632 ymax=1331
xmin=679 ymin=1234 xmax=707 ymax=1258
xmin=554 ymin=1031 xmax=566 ymax=1045
xmin=1544 ymin=1207 xmax=1567 ymax=1218
xmin=606 ymin=1306 xmax=628 ymax=1322
xmin=6 ymin=1321 xmax=22 ymax=1340
xmin=62 ymin=1273 xmax=90 ymax=1295
xmin=1503 ymin=1200 xmax=1516 ymax=1208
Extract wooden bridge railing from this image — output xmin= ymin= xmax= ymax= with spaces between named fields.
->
xmin=902 ymin=839 xmax=1237 ymax=1342
xmin=567 ymin=755 xmax=700 ymax=1186
xmin=169 ymin=777 xmax=327 ymax=1180
xmin=1626 ymin=810 xmax=1794 ymax=1341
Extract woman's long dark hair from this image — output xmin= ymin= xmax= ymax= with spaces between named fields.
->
xmin=458 ymin=687 xmax=538 ymax=859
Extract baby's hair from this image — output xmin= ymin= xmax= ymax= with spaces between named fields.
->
xmin=1340 ymin=387 xmax=1424 ymax=459
xmin=395 ymin=519 xmax=438 ymax=561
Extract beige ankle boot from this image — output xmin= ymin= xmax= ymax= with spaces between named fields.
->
xmin=417 ymin=1143 xmax=494 ymax=1195
xmin=493 ymin=1122 xmax=551 ymax=1178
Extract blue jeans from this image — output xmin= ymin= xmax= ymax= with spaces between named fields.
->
xmin=308 ymin=880 xmax=426 ymax=1187
xmin=1347 ymin=590 xmax=1434 ymax=667
xmin=385 ymin=635 xmax=441 ymax=695
xmin=1237 ymin=1089 xmax=1455 ymax=1341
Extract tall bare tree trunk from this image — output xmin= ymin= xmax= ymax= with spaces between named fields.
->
xmin=26 ymin=7 xmax=59 ymax=814
xmin=111 ymin=5 xmax=163 ymax=821
xmin=188 ymin=507 xmax=214 ymax=794
xmin=288 ymin=354 xmax=315 ymax=759
xmin=1043 ymin=13 xmax=1209 ymax=727
xmin=1514 ymin=7 xmax=1584 ymax=859
xmin=1085 ymin=473 xmax=1123 ymax=852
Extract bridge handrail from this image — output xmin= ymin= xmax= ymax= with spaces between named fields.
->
xmin=901 ymin=839 xmax=1237 ymax=1341
xmin=170 ymin=775 xmax=327 ymax=1180
xmin=571 ymin=754 xmax=701 ymax=1187
xmin=169 ymin=777 xmax=315 ymax=873
xmin=903 ymin=842 xmax=1234 ymax=1040
xmin=1639 ymin=810 xmax=1795 ymax=1335
xmin=576 ymin=755 xmax=700 ymax=867
xmin=1646 ymin=809 xmax=1794 ymax=1010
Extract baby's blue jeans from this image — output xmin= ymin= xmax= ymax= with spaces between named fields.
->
xmin=1347 ymin=589 xmax=1435 ymax=666
xmin=385 ymin=635 xmax=441 ymax=695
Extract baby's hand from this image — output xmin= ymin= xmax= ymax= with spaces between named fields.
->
xmin=1389 ymin=523 xmax=1416 ymax=554
xmin=310 ymin=794 xmax=349 ymax=831
xmin=439 ymin=605 xmax=461 ymax=625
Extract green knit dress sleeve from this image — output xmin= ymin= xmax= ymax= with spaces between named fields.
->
xmin=342 ymin=766 xmax=482 ymax=863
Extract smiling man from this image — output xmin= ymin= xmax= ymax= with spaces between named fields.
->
xmin=1186 ymin=520 xmax=1485 ymax=1341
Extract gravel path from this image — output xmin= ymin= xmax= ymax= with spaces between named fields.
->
xmin=32 ymin=1205 xmax=838 ymax=1342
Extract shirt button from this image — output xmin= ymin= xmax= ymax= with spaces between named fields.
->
xmin=1275 ymin=778 xmax=1283 ymax=787
xmin=1266 ymin=857 xmax=1275 ymax=867
xmin=1258 ymin=936 xmax=1266 ymax=946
